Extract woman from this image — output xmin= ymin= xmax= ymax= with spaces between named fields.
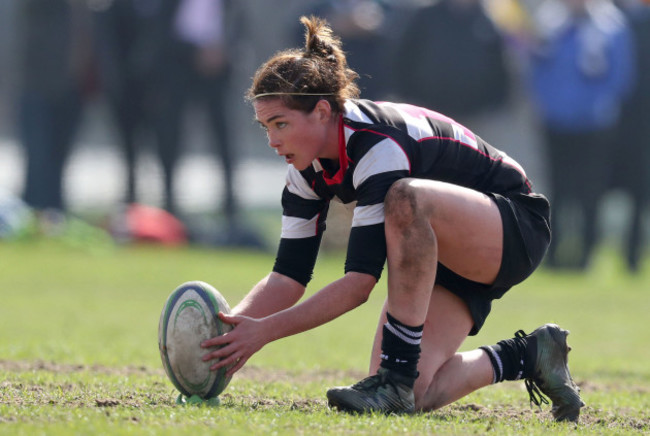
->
xmin=201 ymin=16 xmax=584 ymax=422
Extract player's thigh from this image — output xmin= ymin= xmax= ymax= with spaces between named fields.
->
xmin=398 ymin=179 xmax=503 ymax=284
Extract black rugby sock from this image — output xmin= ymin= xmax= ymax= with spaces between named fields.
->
xmin=480 ymin=334 xmax=537 ymax=383
xmin=379 ymin=312 xmax=423 ymax=383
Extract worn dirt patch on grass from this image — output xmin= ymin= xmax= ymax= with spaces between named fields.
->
xmin=0 ymin=359 xmax=165 ymax=377
xmin=1 ymin=359 xmax=648 ymax=432
xmin=0 ymin=359 xmax=365 ymax=383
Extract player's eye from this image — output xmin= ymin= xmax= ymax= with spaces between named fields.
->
xmin=276 ymin=122 xmax=287 ymax=129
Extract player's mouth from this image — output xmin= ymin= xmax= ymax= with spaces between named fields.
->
xmin=283 ymin=154 xmax=295 ymax=164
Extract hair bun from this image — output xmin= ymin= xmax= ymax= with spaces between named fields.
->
xmin=247 ymin=15 xmax=360 ymax=111
xmin=302 ymin=16 xmax=339 ymax=60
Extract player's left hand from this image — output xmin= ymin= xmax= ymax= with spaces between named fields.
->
xmin=200 ymin=312 xmax=267 ymax=377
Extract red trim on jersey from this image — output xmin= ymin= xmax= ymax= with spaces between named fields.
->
xmin=321 ymin=114 xmax=349 ymax=186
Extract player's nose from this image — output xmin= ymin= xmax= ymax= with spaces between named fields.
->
xmin=268 ymin=132 xmax=281 ymax=149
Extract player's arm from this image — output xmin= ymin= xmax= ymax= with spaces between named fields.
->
xmin=259 ymin=271 xmax=377 ymax=339
xmin=202 ymin=221 xmax=386 ymax=376
xmin=202 ymin=149 xmax=392 ymax=374
xmin=231 ymin=271 xmax=306 ymax=319
xmin=232 ymin=161 xmax=328 ymax=318
xmin=202 ymin=270 xmax=377 ymax=376
xmin=202 ymin=219 xmax=386 ymax=376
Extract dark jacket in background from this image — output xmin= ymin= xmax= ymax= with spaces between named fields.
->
xmin=393 ymin=0 xmax=511 ymax=121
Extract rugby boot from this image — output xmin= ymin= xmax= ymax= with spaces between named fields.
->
xmin=327 ymin=367 xmax=415 ymax=414
xmin=521 ymin=324 xmax=585 ymax=422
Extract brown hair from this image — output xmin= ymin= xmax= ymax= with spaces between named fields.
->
xmin=247 ymin=16 xmax=360 ymax=113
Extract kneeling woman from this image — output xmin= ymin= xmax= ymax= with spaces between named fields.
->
xmin=201 ymin=16 xmax=584 ymax=422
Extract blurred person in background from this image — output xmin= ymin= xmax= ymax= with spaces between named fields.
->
xmin=171 ymin=0 xmax=261 ymax=246
xmin=614 ymin=0 xmax=650 ymax=272
xmin=16 ymin=0 xmax=94 ymax=226
xmin=93 ymin=0 xmax=260 ymax=246
xmin=392 ymin=0 xmax=512 ymax=125
xmin=518 ymin=0 xmax=635 ymax=270
xmin=0 ymin=1 xmax=19 ymax=133
xmin=92 ymin=0 xmax=180 ymax=214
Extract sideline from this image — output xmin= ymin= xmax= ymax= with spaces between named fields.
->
xmin=0 ymin=138 xmax=285 ymax=213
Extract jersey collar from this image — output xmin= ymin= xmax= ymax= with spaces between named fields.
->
xmin=319 ymin=114 xmax=348 ymax=186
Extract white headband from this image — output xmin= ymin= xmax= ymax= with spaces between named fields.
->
xmin=252 ymin=92 xmax=336 ymax=99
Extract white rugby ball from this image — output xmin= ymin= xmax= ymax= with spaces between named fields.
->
xmin=158 ymin=281 xmax=233 ymax=399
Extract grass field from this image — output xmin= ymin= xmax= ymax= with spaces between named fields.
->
xmin=1 ymin=236 xmax=649 ymax=435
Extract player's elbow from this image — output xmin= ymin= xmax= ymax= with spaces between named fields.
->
xmin=351 ymin=288 xmax=371 ymax=307
xmin=345 ymin=272 xmax=376 ymax=307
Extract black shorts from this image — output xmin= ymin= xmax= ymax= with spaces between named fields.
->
xmin=435 ymin=192 xmax=551 ymax=335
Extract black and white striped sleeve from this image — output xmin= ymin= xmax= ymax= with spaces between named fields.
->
xmin=272 ymin=166 xmax=329 ymax=286
xmin=345 ymin=137 xmax=411 ymax=280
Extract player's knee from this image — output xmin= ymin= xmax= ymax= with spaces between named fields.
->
xmin=384 ymin=178 xmax=420 ymax=229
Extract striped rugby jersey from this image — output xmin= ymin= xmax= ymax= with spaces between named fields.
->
xmin=273 ymin=99 xmax=534 ymax=286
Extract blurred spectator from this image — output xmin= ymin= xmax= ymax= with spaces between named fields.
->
xmin=93 ymin=0 xmax=261 ymax=246
xmin=614 ymin=0 xmax=650 ymax=271
xmin=0 ymin=0 xmax=19 ymax=133
xmin=392 ymin=0 xmax=512 ymax=122
xmin=521 ymin=0 xmax=635 ymax=270
xmin=171 ymin=0 xmax=250 ymax=244
xmin=298 ymin=0 xmax=393 ymax=100
xmin=15 ymin=0 xmax=94 ymax=215
xmin=92 ymin=0 xmax=181 ymax=215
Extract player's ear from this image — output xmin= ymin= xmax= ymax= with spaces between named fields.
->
xmin=314 ymin=99 xmax=333 ymax=123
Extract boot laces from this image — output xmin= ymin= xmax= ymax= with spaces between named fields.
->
xmin=524 ymin=378 xmax=550 ymax=408
xmin=515 ymin=329 xmax=550 ymax=409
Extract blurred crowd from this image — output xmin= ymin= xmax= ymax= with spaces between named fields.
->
xmin=0 ymin=0 xmax=648 ymax=271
